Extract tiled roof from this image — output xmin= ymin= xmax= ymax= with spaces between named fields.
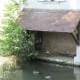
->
xmin=18 ymin=8 xmax=80 ymax=33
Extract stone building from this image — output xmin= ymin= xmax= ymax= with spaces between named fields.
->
xmin=19 ymin=0 xmax=80 ymax=65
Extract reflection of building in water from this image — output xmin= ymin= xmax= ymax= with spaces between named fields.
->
xmin=74 ymin=67 xmax=80 ymax=80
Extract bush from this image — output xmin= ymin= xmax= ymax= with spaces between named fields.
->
xmin=0 ymin=0 xmax=39 ymax=60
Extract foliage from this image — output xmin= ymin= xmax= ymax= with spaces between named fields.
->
xmin=0 ymin=0 xmax=39 ymax=60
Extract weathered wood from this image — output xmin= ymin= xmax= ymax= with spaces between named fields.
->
xmin=72 ymin=29 xmax=78 ymax=44
xmin=71 ymin=22 xmax=80 ymax=45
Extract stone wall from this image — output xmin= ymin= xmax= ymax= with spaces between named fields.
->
xmin=42 ymin=32 xmax=76 ymax=55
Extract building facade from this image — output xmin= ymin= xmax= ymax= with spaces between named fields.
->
xmin=19 ymin=0 xmax=80 ymax=65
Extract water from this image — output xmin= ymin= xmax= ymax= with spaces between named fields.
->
xmin=0 ymin=61 xmax=79 ymax=80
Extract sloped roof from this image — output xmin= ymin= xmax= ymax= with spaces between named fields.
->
xmin=18 ymin=8 xmax=80 ymax=33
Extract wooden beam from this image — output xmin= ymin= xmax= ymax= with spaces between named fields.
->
xmin=71 ymin=22 xmax=80 ymax=45
xmin=72 ymin=28 xmax=78 ymax=44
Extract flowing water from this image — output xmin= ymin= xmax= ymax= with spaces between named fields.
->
xmin=0 ymin=61 xmax=80 ymax=80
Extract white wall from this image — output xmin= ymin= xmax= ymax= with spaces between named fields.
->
xmin=25 ymin=0 xmax=80 ymax=10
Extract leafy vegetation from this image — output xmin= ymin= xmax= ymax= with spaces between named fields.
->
xmin=0 ymin=0 xmax=39 ymax=60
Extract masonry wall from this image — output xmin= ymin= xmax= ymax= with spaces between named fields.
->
xmin=42 ymin=32 xmax=76 ymax=55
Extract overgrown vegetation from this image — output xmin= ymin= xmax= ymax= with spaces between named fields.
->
xmin=0 ymin=0 xmax=39 ymax=60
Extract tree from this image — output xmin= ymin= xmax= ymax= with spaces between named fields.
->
xmin=0 ymin=0 xmax=38 ymax=60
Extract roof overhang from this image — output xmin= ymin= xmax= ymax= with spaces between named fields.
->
xmin=18 ymin=8 xmax=80 ymax=33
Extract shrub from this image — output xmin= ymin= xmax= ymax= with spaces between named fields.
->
xmin=0 ymin=0 xmax=39 ymax=60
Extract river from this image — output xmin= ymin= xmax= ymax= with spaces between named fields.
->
xmin=0 ymin=61 xmax=80 ymax=80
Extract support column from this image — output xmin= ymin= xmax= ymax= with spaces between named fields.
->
xmin=74 ymin=22 xmax=80 ymax=65
xmin=74 ymin=46 xmax=80 ymax=65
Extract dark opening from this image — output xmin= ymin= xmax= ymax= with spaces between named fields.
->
xmin=35 ymin=31 xmax=42 ymax=51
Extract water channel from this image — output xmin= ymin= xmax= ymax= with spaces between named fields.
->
xmin=0 ymin=61 xmax=80 ymax=80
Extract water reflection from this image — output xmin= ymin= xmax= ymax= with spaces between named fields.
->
xmin=0 ymin=62 xmax=80 ymax=80
xmin=74 ymin=67 xmax=80 ymax=80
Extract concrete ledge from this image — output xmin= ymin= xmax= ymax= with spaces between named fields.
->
xmin=37 ymin=56 xmax=80 ymax=67
xmin=74 ymin=57 xmax=80 ymax=65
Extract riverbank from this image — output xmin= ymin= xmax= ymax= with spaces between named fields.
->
xmin=37 ymin=53 xmax=80 ymax=67
xmin=0 ymin=54 xmax=80 ymax=67
xmin=0 ymin=55 xmax=17 ymax=66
